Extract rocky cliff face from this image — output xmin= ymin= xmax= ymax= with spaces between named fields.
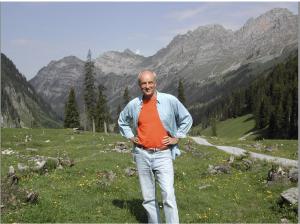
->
xmin=1 ymin=54 xmax=61 ymax=128
xmin=94 ymin=48 xmax=145 ymax=75
xmin=29 ymin=8 xmax=298 ymax=119
xmin=30 ymin=56 xmax=86 ymax=117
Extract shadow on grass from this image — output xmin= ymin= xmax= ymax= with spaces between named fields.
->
xmin=112 ymin=199 xmax=147 ymax=223
xmin=243 ymin=115 xmax=254 ymax=123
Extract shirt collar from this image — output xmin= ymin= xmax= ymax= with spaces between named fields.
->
xmin=138 ymin=90 xmax=161 ymax=105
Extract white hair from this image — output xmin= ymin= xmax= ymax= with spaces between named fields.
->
xmin=138 ymin=70 xmax=157 ymax=84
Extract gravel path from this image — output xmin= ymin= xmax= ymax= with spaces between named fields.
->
xmin=190 ymin=136 xmax=298 ymax=167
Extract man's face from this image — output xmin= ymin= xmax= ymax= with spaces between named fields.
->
xmin=139 ymin=72 xmax=156 ymax=97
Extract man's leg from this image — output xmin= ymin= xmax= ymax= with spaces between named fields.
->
xmin=154 ymin=150 xmax=179 ymax=224
xmin=134 ymin=148 xmax=161 ymax=223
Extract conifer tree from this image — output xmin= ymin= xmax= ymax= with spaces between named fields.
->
xmin=123 ymin=87 xmax=130 ymax=107
xmin=114 ymin=104 xmax=122 ymax=133
xmin=83 ymin=49 xmax=96 ymax=131
xmin=282 ymin=93 xmax=292 ymax=138
xmin=289 ymin=85 xmax=298 ymax=138
xmin=95 ymin=85 xmax=110 ymax=132
xmin=257 ymin=97 xmax=270 ymax=129
xmin=178 ymin=79 xmax=186 ymax=106
xmin=64 ymin=87 xmax=80 ymax=128
xmin=210 ymin=117 xmax=217 ymax=137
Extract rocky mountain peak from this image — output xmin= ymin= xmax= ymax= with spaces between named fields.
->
xmin=94 ymin=49 xmax=144 ymax=75
xmin=47 ymin=56 xmax=83 ymax=69
xmin=123 ymin=48 xmax=136 ymax=56
xmin=240 ymin=7 xmax=296 ymax=35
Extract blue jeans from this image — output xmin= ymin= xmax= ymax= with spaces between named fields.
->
xmin=134 ymin=147 xmax=179 ymax=223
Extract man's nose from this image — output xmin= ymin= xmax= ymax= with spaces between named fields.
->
xmin=145 ymin=83 xmax=150 ymax=88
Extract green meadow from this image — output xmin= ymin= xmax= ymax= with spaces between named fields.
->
xmin=1 ymin=128 xmax=298 ymax=223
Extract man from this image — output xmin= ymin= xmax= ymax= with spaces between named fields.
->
xmin=118 ymin=70 xmax=192 ymax=223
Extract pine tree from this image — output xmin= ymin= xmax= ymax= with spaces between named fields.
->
xmin=123 ymin=87 xmax=130 ymax=107
xmin=257 ymin=97 xmax=270 ymax=129
xmin=114 ymin=104 xmax=122 ymax=133
xmin=282 ymin=93 xmax=292 ymax=138
xmin=210 ymin=117 xmax=217 ymax=137
xmin=290 ymin=85 xmax=298 ymax=138
xmin=95 ymin=85 xmax=110 ymax=132
xmin=83 ymin=49 xmax=96 ymax=131
xmin=64 ymin=87 xmax=80 ymax=128
xmin=178 ymin=79 xmax=186 ymax=106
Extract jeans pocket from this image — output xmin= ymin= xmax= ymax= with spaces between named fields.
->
xmin=133 ymin=146 xmax=142 ymax=154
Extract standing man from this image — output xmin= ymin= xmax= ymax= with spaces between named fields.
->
xmin=118 ymin=70 xmax=193 ymax=223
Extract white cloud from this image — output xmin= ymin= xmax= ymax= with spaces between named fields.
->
xmin=11 ymin=38 xmax=32 ymax=46
xmin=167 ymin=7 xmax=205 ymax=21
xmin=135 ymin=49 xmax=141 ymax=55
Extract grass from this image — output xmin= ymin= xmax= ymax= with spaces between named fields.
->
xmin=200 ymin=114 xmax=256 ymax=139
xmin=1 ymin=128 xmax=298 ymax=223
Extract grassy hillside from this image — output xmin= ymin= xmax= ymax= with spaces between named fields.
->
xmin=200 ymin=114 xmax=256 ymax=139
xmin=1 ymin=128 xmax=297 ymax=223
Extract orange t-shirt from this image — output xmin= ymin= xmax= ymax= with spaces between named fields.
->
xmin=137 ymin=95 xmax=168 ymax=148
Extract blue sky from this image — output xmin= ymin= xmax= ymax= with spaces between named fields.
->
xmin=1 ymin=2 xmax=298 ymax=80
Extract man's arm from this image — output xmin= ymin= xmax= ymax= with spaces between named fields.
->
xmin=174 ymin=98 xmax=193 ymax=138
xmin=118 ymin=103 xmax=135 ymax=140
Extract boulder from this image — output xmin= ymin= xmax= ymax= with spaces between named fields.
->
xmin=97 ymin=170 xmax=116 ymax=187
xmin=8 ymin=166 xmax=15 ymax=177
xmin=113 ymin=142 xmax=130 ymax=153
xmin=32 ymin=160 xmax=47 ymax=171
xmin=288 ymin=168 xmax=298 ymax=183
xmin=280 ymin=187 xmax=298 ymax=205
xmin=26 ymin=148 xmax=39 ymax=152
xmin=228 ymin=155 xmax=235 ymax=164
xmin=280 ymin=218 xmax=289 ymax=224
xmin=215 ymin=165 xmax=231 ymax=174
xmin=26 ymin=191 xmax=39 ymax=203
xmin=17 ymin=163 xmax=29 ymax=172
xmin=267 ymin=166 xmax=290 ymax=185
xmin=1 ymin=149 xmax=15 ymax=155
xmin=59 ymin=157 xmax=75 ymax=167
xmin=208 ymin=164 xmax=218 ymax=175
xmin=208 ymin=164 xmax=230 ymax=174
xmin=124 ymin=167 xmax=137 ymax=176
xmin=73 ymin=127 xmax=82 ymax=134
xmin=25 ymin=135 xmax=32 ymax=142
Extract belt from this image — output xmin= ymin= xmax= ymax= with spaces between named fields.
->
xmin=135 ymin=144 xmax=169 ymax=152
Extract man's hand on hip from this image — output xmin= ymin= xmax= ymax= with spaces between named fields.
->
xmin=162 ymin=136 xmax=179 ymax=146
xmin=130 ymin=137 xmax=139 ymax=144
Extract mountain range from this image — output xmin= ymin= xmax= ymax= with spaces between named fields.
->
xmin=15 ymin=8 xmax=300 ymax=125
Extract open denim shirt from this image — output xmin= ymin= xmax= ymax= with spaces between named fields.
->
xmin=118 ymin=91 xmax=193 ymax=160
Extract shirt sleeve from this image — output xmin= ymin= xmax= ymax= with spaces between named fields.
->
xmin=173 ymin=98 xmax=193 ymax=138
xmin=118 ymin=102 xmax=135 ymax=139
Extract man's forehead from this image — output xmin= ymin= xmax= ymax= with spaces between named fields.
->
xmin=140 ymin=72 xmax=155 ymax=80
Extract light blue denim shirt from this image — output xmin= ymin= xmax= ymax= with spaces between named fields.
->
xmin=118 ymin=91 xmax=193 ymax=160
